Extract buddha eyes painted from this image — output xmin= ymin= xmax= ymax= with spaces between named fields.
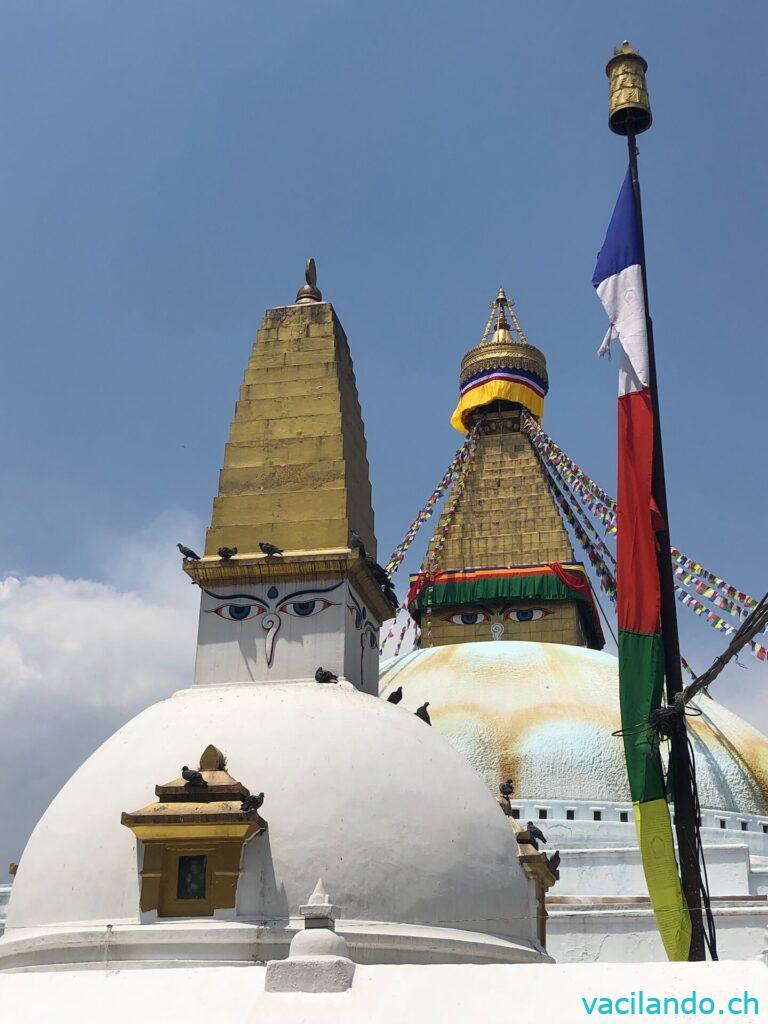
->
xmin=444 ymin=607 xmax=551 ymax=625
xmin=212 ymin=598 xmax=333 ymax=621
xmin=204 ymin=584 xmax=343 ymax=670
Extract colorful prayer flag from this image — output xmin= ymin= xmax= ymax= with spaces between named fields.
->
xmin=594 ymin=168 xmax=692 ymax=962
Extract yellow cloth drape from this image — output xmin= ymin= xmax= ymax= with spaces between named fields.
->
xmin=450 ymin=379 xmax=544 ymax=433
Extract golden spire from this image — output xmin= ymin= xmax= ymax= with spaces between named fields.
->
xmin=295 ymin=257 xmax=323 ymax=304
xmin=450 ymin=289 xmax=548 ymax=431
xmin=481 ymin=288 xmax=529 ymax=347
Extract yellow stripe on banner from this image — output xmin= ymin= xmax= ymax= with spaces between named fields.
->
xmin=450 ymin=380 xmax=544 ymax=433
xmin=634 ymin=798 xmax=692 ymax=961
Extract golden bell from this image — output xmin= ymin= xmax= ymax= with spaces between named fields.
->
xmin=606 ymin=41 xmax=652 ymax=136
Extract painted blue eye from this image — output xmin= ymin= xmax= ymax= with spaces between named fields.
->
xmin=291 ymin=600 xmax=316 ymax=616
xmin=504 ymin=608 xmax=548 ymax=623
xmin=213 ymin=604 xmax=261 ymax=621
xmin=279 ymin=598 xmax=332 ymax=618
xmin=447 ymin=611 xmax=491 ymax=625
xmin=229 ymin=605 xmax=252 ymax=620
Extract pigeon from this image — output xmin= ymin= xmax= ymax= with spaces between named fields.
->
xmin=182 ymin=765 xmax=207 ymax=787
xmin=259 ymin=541 xmax=283 ymax=558
xmin=241 ymin=792 xmax=265 ymax=813
xmin=499 ymin=779 xmax=515 ymax=798
xmin=415 ymin=702 xmax=431 ymax=725
xmin=365 ymin=554 xmax=398 ymax=610
xmin=218 ymin=546 xmax=238 ymax=560
xmin=547 ymin=850 xmax=561 ymax=873
xmin=526 ymin=821 xmax=547 ymax=848
xmin=315 ymin=667 xmax=338 ymax=684
xmin=365 ymin=555 xmax=389 ymax=583
xmin=387 ymin=686 xmax=403 ymax=705
xmin=350 ymin=529 xmax=366 ymax=558
xmin=177 ymin=543 xmax=201 ymax=561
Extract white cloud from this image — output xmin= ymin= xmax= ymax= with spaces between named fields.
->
xmin=0 ymin=510 xmax=200 ymax=710
xmin=0 ymin=510 xmax=201 ymax=869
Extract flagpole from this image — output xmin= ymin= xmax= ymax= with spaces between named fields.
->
xmin=606 ymin=42 xmax=707 ymax=961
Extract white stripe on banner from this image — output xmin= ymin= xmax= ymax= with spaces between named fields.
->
xmin=595 ymin=263 xmax=649 ymax=397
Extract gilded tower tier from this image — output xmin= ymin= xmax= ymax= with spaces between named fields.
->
xmin=205 ymin=286 xmax=375 ymax=558
xmin=408 ymin=290 xmax=603 ymax=650
xmin=185 ymin=264 xmax=393 ymax=694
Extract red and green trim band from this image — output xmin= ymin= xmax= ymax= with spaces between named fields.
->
xmin=407 ymin=562 xmax=604 ymax=649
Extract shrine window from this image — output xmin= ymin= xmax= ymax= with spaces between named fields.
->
xmin=177 ymin=855 xmax=207 ymax=900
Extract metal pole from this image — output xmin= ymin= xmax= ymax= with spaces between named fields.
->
xmin=626 ymin=131 xmax=706 ymax=960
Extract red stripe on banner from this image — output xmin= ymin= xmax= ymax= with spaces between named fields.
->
xmin=617 ymin=388 xmax=660 ymax=635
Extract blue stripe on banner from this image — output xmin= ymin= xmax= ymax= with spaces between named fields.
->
xmin=460 ymin=366 xmax=547 ymax=398
xmin=592 ymin=167 xmax=642 ymax=287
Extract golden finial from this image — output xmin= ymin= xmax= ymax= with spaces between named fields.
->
xmin=606 ymin=41 xmax=652 ymax=136
xmin=295 ymin=258 xmax=323 ymax=304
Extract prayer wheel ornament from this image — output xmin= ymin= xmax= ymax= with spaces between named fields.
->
xmin=606 ymin=41 xmax=652 ymax=136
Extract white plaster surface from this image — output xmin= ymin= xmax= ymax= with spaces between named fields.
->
xmin=3 ymin=680 xmax=541 ymax=966
xmin=556 ymin=843 xmax=753 ymax=897
xmin=548 ymin=905 xmax=768 ymax=964
xmin=1 ymin=960 xmax=766 ymax=1024
xmin=0 ymin=885 xmax=9 ymax=937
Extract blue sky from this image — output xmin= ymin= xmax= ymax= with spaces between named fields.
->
xmin=0 ymin=2 xmax=766 ymax=865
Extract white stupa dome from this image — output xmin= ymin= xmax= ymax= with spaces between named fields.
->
xmin=3 ymin=680 xmax=546 ymax=969
xmin=379 ymin=643 xmax=768 ymax=817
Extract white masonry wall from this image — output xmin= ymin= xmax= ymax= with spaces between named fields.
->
xmin=193 ymin=579 xmax=379 ymax=693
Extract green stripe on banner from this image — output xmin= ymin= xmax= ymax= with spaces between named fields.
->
xmin=618 ymin=628 xmax=666 ymax=803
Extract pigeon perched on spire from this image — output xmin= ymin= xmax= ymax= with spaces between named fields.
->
xmin=387 ymin=686 xmax=403 ymax=704
xmin=177 ymin=543 xmax=201 ymax=562
xmin=365 ymin=554 xmax=398 ymax=611
xmin=499 ymin=779 xmax=515 ymax=798
xmin=350 ymin=529 xmax=366 ymax=558
xmin=218 ymin=546 xmax=237 ymax=560
xmin=259 ymin=541 xmax=283 ymax=558
xmin=241 ymin=792 xmax=264 ymax=813
xmin=182 ymin=766 xmax=207 ymax=787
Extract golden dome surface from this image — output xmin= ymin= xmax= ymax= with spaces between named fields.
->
xmin=379 ymin=642 xmax=768 ymax=815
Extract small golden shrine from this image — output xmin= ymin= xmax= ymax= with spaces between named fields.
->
xmin=121 ymin=745 xmax=266 ymax=918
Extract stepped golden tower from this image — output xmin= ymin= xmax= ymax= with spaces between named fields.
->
xmin=408 ymin=289 xmax=604 ymax=650
xmin=185 ymin=262 xmax=393 ymax=695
